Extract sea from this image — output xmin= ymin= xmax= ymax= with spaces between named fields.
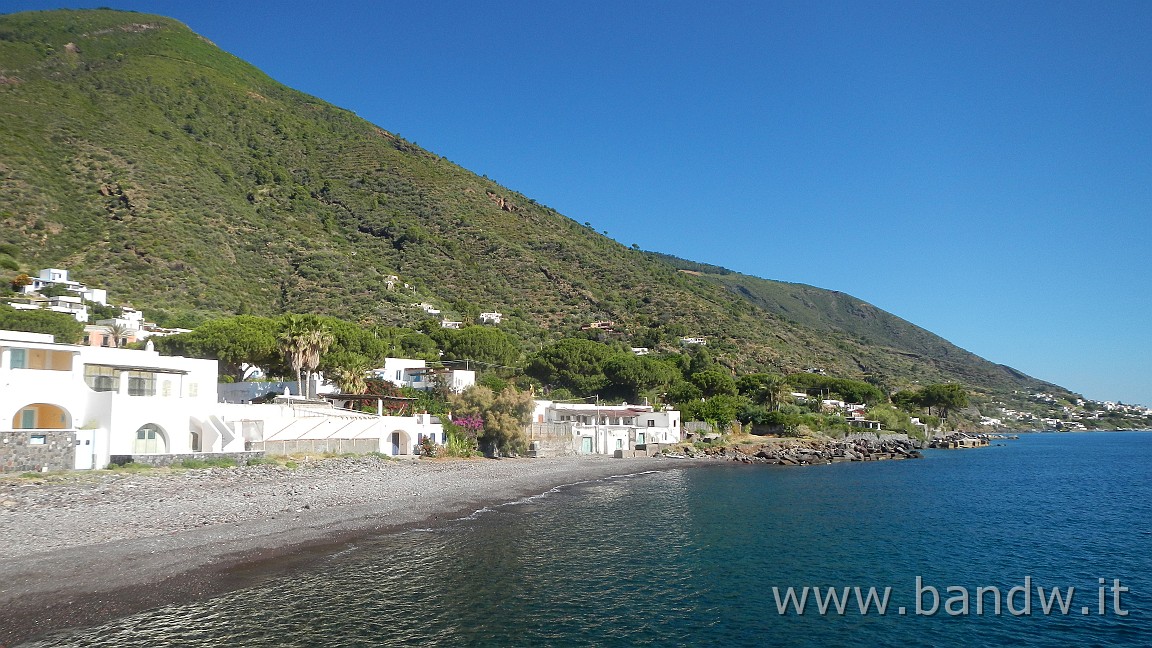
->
xmin=22 ymin=431 xmax=1152 ymax=647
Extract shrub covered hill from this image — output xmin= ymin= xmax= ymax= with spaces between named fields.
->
xmin=0 ymin=9 xmax=1068 ymax=400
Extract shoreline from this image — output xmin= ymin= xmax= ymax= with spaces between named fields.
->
xmin=0 ymin=456 xmax=703 ymax=646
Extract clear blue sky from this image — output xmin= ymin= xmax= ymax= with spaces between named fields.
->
xmin=8 ymin=1 xmax=1152 ymax=406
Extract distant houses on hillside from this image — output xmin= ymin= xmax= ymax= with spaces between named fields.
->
xmin=16 ymin=268 xmax=107 ymax=305
xmin=413 ymin=301 xmax=503 ymax=329
xmin=8 ymin=294 xmax=89 ymax=323
xmin=7 ymin=268 xmax=189 ymax=344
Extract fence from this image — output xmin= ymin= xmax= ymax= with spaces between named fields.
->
xmin=252 ymin=438 xmax=382 ymax=456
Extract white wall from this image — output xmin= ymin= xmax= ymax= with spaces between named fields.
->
xmin=376 ymin=358 xmax=427 ymax=387
xmin=0 ymin=331 xmax=219 ymax=469
xmin=534 ymin=401 xmax=682 ymax=453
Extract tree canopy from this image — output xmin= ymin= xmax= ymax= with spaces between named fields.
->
xmin=278 ymin=314 xmax=334 ymax=398
xmin=894 ymin=383 xmax=969 ymax=420
xmin=435 ymin=326 xmax=521 ymax=368
xmin=526 ymin=338 xmax=614 ymax=396
xmin=153 ymin=315 xmax=280 ymax=381
xmin=690 ymin=368 xmax=739 ymax=398
xmin=449 ymin=385 xmax=534 ymax=456
xmin=0 ymin=303 xmax=85 ymax=344
xmin=786 ymin=373 xmax=885 ymax=404
xmin=737 ymin=373 xmax=791 ymax=410
xmin=601 ymin=353 xmax=680 ymax=403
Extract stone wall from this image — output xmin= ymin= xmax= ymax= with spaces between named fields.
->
xmin=683 ymin=421 xmax=712 ymax=436
xmin=250 ymin=439 xmax=383 ymax=456
xmin=844 ymin=431 xmax=910 ymax=443
xmin=108 ymin=451 xmax=265 ymax=467
xmin=525 ymin=422 xmax=578 ymax=457
xmin=0 ymin=430 xmax=76 ymax=473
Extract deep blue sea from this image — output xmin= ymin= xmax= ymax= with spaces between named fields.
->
xmin=24 ymin=431 xmax=1152 ymax=647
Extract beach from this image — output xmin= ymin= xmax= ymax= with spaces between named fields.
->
xmin=0 ymin=455 xmax=684 ymax=645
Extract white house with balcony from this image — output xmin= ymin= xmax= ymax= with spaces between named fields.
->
xmin=0 ymin=329 xmax=221 ymax=471
xmin=530 ymin=401 xmax=681 ymax=456
xmin=19 ymin=268 xmax=108 ymax=305
xmin=376 ymin=358 xmax=431 ymax=387
xmin=82 ymin=305 xmax=190 ymax=348
xmin=478 ymin=312 xmax=503 ymax=325
xmin=7 ymin=295 xmax=90 ymax=323
xmin=373 ymin=358 xmax=475 ymax=393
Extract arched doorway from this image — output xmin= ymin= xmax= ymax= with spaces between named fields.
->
xmin=134 ymin=423 xmax=168 ymax=454
xmin=11 ymin=403 xmax=71 ymax=430
xmin=390 ymin=430 xmax=411 ymax=455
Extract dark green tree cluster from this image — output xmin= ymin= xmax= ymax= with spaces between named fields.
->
xmin=525 ymin=338 xmax=683 ymax=403
xmin=893 ymin=383 xmax=969 ymax=420
xmin=0 ymin=244 xmax=19 ymax=272
xmin=153 ymin=314 xmax=432 ymax=385
xmin=785 ymin=373 xmax=886 ymax=404
xmin=429 ymin=325 xmax=521 ymax=369
xmin=153 ymin=315 xmax=281 ymax=382
xmin=0 ymin=303 xmax=84 ymax=343
xmin=525 ymin=340 xmax=750 ymax=430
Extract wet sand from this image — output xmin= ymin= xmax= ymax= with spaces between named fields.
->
xmin=0 ymin=455 xmax=697 ymax=645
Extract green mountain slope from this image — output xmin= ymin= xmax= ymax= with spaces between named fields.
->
xmin=0 ymin=9 xmax=1066 ymax=400
xmin=646 ymin=252 xmax=1043 ymax=393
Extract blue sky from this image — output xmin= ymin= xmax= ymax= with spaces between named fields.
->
xmin=7 ymin=1 xmax=1152 ymax=406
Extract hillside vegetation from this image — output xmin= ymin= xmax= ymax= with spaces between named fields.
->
xmin=0 ymin=9 xmax=1068 ymax=403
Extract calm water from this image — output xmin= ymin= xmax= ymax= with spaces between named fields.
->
xmin=24 ymin=432 xmax=1152 ymax=647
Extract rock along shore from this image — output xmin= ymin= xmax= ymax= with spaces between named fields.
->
xmin=0 ymin=455 xmax=688 ymax=646
xmin=674 ymin=435 xmax=924 ymax=465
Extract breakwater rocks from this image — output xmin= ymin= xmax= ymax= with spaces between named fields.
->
xmin=674 ymin=435 xmax=924 ymax=466
xmin=926 ymin=432 xmax=992 ymax=449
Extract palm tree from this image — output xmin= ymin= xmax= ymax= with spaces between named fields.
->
xmin=330 ymin=354 xmax=372 ymax=395
xmin=278 ymin=315 xmax=334 ymax=398
xmin=762 ymin=374 xmax=792 ymax=411
xmin=104 ymin=322 xmax=132 ymax=348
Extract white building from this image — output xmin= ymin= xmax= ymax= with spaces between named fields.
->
xmin=680 ymin=337 xmax=707 ymax=346
xmin=406 ymin=367 xmax=476 ymax=393
xmin=81 ymin=305 xmax=191 ymax=348
xmin=478 ymin=312 xmax=503 ymax=325
xmin=376 ymin=358 xmax=430 ymax=387
xmin=531 ymin=401 xmax=681 ymax=455
xmin=0 ymin=328 xmax=220 ymax=471
xmin=373 ymin=358 xmax=476 ymax=393
xmin=8 ymin=295 xmax=89 ymax=323
xmin=0 ymin=331 xmax=460 ymax=472
xmin=215 ymin=400 xmax=444 ymax=457
xmin=20 ymin=268 xmax=108 ymax=305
